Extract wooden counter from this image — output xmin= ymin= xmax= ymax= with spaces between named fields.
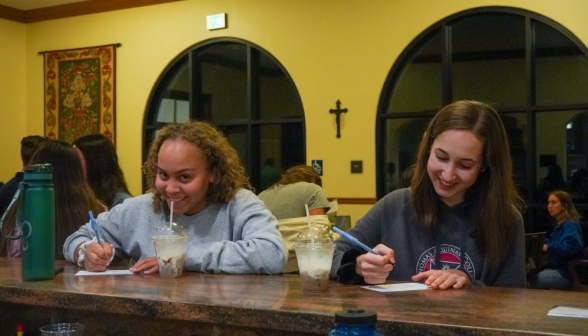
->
xmin=0 ymin=258 xmax=586 ymax=335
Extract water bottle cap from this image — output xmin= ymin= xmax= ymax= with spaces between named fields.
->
xmin=24 ymin=163 xmax=53 ymax=182
xmin=334 ymin=308 xmax=377 ymax=325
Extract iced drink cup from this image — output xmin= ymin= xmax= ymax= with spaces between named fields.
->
xmin=153 ymin=235 xmax=188 ymax=278
xmin=152 ymin=222 xmax=188 ymax=278
xmin=293 ymin=226 xmax=335 ymax=292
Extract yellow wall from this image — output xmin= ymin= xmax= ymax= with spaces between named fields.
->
xmin=0 ymin=19 xmax=27 ymax=178
xmin=2 ymin=0 xmax=588 ymax=223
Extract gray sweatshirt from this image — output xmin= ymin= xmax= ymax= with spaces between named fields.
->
xmin=64 ymin=190 xmax=287 ymax=274
xmin=331 ymin=188 xmax=526 ymax=287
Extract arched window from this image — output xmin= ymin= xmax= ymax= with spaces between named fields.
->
xmin=144 ymin=38 xmax=305 ymax=193
xmin=377 ymin=7 xmax=588 ymax=231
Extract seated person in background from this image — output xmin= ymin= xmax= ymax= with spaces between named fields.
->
xmin=528 ymin=190 xmax=584 ymax=290
xmin=258 ymin=165 xmax=330 ymax=219
xmin=0 ymin=140 xmax=105 ymax=259
xmin=331 ymin=100 xmax=527 ymax=289
xmin=259 ymin=164 xmax=331 ymax=273
xmin=0 ymin=135 xmax=48 ymax=216
xmin=73 ymin=133 xmax=132 ymax=209
xmin=260 ymin=158 xmax=281 ymax=192
xmin=568 ymin=168 xmax=588 ymax=202
xmin=401 ymin=163 xmax=416 ymax=188
xmin=63 ymin=121 xmax=287 ymax=275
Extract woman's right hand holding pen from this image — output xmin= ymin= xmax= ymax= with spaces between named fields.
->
xmin=78 ymin=242 xmax=114 ymax=272
xmin=355 ymin=244 xmax=395 ymax=284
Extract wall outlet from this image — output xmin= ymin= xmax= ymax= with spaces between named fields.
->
xmin=351 ymin=160 xmax=363 ymax=174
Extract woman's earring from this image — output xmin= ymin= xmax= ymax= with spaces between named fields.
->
xmin=481 ymin=167 xmax=487 ymax=173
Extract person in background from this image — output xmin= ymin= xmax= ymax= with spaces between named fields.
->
xmin=259 ymin=164 xmax=331 ymax=273
xmin=528 ymin=190 xmax=584 ymax=290
xmin=63 ymin=121 xmax=287 ymax=275
xmin=72 ymin=134 xmax=132 ymax=209
xmin=258 ymin=165 xmax=330 ymax=219
xmin=331 ymin=100 xmax=526 ymax=289
xmin=260 ymin=158 xmax=281 ymax=192
xmin=0 ymin=140 xmax=105 ymax=259
xmin=0 ymin=135 xmax=48 ymax=216
xmin=537 ymin=164 xmax=566 ymax=201
xmin=401 ymin=163 xmax=416 ymax=188
xmin=568 ymin=168 xmax=588 ymax=202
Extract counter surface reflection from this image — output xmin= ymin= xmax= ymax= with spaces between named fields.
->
xmin=0 ymin=258 xmax=586 ymax=335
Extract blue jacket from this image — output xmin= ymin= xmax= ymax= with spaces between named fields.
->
xmin=546 ymin=219 xmax=584 ymax=279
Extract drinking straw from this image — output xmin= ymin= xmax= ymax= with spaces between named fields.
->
xmin=169 ymin=200 xmax=174 ymax=231
xmin=304 ymin=204 xmax=315 ymax=245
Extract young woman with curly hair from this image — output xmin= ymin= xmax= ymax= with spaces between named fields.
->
xmin=63 ymin=121 xmax=287 ymax=275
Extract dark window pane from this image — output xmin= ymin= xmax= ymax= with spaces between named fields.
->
xmin=384 ymin=117 xmax=430 ymax=192
xmin=259 ymin=124 xmax=283 ymax=171
xmin=566 ymin=112 xmax=588 ymax=205
xmin=197 ymin=43 xmax=248 ymax=121
xmin=452 ymin=14 xmax=526 ymax=106
xmin=155 ymin=56 xmax=190 ymax=123
xmin=534 ymin=21 xmax=588 ymax=105
xmin=388 ymin=30 xmax=442 ymax=113
xmin=259 ymin=52 xmax=303 ymax=120
xmin=145 ymin=39 xmax=304 ymax=194
xmin=535 ymin=110 xmax=583 ymax=202
xmin=217 ymin=125 xmax=249 ymax=173
xmin=501 ymin=114 xmax=527 ymax=198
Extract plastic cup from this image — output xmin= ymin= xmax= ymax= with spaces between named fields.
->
xmin=39 ymin=323 xmax=85 ymax=335
xmin=293 ymin=226 xmax=335 ymax=292
xmin=152 ymin=222 xmax=189 ymax=278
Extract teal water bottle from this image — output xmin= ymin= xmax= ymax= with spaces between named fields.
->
xmin=328 ymin=309 xmax=382 ymax=336
xmin=18 ymin=164 xmax=55 ymax=281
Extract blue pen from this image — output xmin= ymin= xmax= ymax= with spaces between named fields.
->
xmin=88 ymin=211 xmax=102 ymax=244
xmin=332 ymin=227 xmax=395 ymax=266
xmin=332 ymin=227 xmax=378 ymax=255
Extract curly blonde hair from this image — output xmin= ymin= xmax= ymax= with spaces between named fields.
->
xmin=143 ymin=121 xmax=252 ymax=213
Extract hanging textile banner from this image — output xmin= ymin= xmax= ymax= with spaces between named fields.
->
xmin=43 ymin=44 xmax=118 ymax=143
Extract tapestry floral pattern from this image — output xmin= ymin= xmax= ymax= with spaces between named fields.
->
xmin=43 ymin=44 xmax=117 ymax=143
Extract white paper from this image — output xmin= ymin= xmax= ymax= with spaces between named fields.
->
xmin=362 ymin=282 xmax=430 ymax=292
xmin=547 ymin=306 xmax=588 ymax=318
xmin=75 ymin=270 xmax=134 ymax=276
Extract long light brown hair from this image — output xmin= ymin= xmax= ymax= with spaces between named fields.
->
xmin=143 ymin=121 xmax=252 ymax=213
xmin=73 ymin=133 xmax=131 ymax=208
xmin=411 ymin=100 xmax=525 ymax=265
xmin=0 ymin=140 xmax=105 ymax=259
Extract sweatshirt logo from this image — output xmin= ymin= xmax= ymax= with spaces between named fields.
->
xmin=416 ymin=244 xmax=475 ymax=279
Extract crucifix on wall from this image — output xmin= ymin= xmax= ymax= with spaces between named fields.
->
xmin=329 ymin=99 xmax=348 ymax=138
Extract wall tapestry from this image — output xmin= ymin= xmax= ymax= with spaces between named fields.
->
xmin=43 ymin=44 xmax=118 ymax=143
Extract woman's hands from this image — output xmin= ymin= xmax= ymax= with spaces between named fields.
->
xmin=354 ymin=244 xmax=472 ymax=289
xmin=83 ymin=242 xmax=114 ymax=272
xmin=412 ymin=269 xmax=471 ymax=289
xmin=129 ymin=257 xmax=159 ymax=275
xmin=355 ymin=244 xmax=395 ymax=284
